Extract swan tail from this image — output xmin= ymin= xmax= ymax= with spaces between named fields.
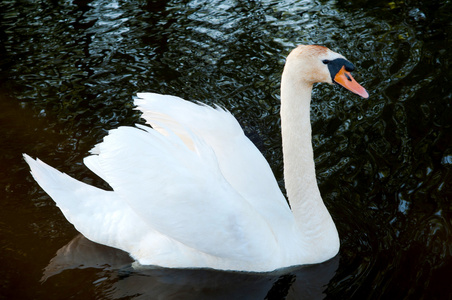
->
xmin=22 ymin=154 xmax=141 ymax=249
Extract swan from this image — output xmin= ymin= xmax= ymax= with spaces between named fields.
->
xmin=24 ymin=45 xmax=368 ymax=272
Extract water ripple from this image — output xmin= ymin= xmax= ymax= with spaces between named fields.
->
xmin=1 ymin=0 xmax=451 ymax=298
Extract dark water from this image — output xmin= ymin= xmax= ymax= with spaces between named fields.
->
xmin=1 ymin=0 xmax=451 ymax=299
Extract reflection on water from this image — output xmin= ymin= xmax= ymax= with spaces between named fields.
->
xmin=41 ymin=235 xmax=338 ymax=299
xmin=0 ymin=0 xmax=451 ymax=299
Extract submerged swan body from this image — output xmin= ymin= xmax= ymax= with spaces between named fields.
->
xmin=24 ymin=45 xmax=368 ymax=272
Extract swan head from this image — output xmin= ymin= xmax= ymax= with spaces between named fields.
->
xmin=284 ymin=45 xmax=369 ymax=98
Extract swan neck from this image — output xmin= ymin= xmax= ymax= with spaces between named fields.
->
xmin=280 ymin=78 xmax=319 ymax=211
xmin=280 ymin=70 xmax=338 ymax=252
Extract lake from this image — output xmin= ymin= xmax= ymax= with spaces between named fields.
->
xmin=0 ymin=0 xmax=451 ymax=299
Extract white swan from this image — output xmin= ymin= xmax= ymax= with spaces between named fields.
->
xmin=24 ymin=45 xmax=368 ymax=272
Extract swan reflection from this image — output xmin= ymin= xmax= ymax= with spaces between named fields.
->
xmin=43 ymin=234 xmax=339 ymax=299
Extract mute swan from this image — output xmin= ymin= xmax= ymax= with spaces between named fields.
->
xmin=24 ymin=45 xmax=368 ymax=272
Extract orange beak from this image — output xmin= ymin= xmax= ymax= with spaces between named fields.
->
xmin=334 ymin=66 xmax=369 ymax=98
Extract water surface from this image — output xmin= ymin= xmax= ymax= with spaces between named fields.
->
xmin=1 ymin=0 xmax=451 ymax=299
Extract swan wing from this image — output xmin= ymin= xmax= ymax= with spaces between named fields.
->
xmin=134 ymin=93 xmax=291 ymax=220
xmin=84 ymin=124 xmax=278 ymax=262
xmin=24 ymin=94 xmax=293 ymax=269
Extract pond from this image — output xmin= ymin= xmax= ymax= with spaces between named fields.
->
xmin=1 ymin=0 xmax=451 ymax=299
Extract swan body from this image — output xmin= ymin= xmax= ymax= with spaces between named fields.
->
xmin=24 ymin=45 xmax=368 ymax=272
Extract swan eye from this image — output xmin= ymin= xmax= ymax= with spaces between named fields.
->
xmin=322 ymin=60 xmax=330 ymax=64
